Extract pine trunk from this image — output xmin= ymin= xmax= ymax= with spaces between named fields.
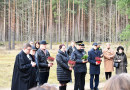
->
xmin=66 ymin=0 xmax=69 ymax=47
xmin=36 ymin=0 xmax=39 ymax=41
xmin=58 ymin=0 xmax=60 ymax=42
xmin=89 ymin=0 xmax=91 ymax=44
xmin=50 ymin=0 xmax=52 ymax=49
xmin=8 ymin=0 xmax=11 ymax=50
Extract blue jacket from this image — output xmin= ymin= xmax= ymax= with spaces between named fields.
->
xmin=88 ymin=48 xmax=101 ymax=74
xmin=71 ymin=49 xmax=87 ymax=73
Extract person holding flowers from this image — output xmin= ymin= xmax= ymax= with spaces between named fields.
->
xmin=56 ymin=44 xmax=72 ymax=90
xmin=88 ymin=42 xmax=102 ymax=90
xmin=37 ymin=40 xmax=53 ymax=85
xmin=71 ymin=41 xmax=88 ymax=90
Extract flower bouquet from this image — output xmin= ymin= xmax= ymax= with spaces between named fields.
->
xmin=68 ymin=60 xmax=76 ymax=68
xmin=47 ymin=56 xmax=55 ymax=64
xmin=95 ymin=57 xmax=101 ymax=64
xmin=81 ymin=54 xmax=88 ymax=61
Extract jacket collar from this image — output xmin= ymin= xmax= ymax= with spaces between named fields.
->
xmin=116 ymin=52 xmax=124 ymax=55
xmin=58 ymin=50 xmax=67 ymax=57
xmin=91 ymin=48 xmax=98 ymax=54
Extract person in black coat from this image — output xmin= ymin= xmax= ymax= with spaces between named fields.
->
xmin=71 ymin=41 xmax=88 ymax=90
xmin=11 ymin=43 xmax=36 ymax=90
xmin=114 ymin=46 xmax=127 ymax=74
xmin=37 ymin=40 xmax=53 ymax=85
xmin=88 ymin=42 xmax=101 ymax=90
xmin=56 ymin=44 xmax=72 ymax=90
xmin=66 ymin=41 xmax=76 ymax=58
xmin=28 ymin=46 xmax=38 ymax=88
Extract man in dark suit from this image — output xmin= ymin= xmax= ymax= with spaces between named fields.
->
xmin=37 ymin=40 xmax=53 ymax=85
xmin=88 ymin=42 xmax=102 ymax=90
xmin=71 ymin=41 xmax=88 ymax=90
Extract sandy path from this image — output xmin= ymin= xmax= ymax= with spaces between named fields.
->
xmin=0 ymin=82 xmax=106 ymax=90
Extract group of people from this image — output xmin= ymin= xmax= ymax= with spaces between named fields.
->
xmin=11 ymin=40 xmax=128 ymax=90
xmin=11 ymin=40 xmax=53 ymax=90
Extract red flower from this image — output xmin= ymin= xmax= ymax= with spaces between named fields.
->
xmin=47 ymin=56 xmax=55 ymax=61
xmin=68 ymin=60 xmax=76 ymax=67
xmin=47 ymin=57 xmax=55 ymax=64
xmin=95 ymin=57 xmax=100 ymax=61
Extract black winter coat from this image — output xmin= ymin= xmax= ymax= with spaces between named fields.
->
xmin=28 ymin=54 xmax=37 ymax=88
xmin=37 ymin=49 xmax=50 ymax=72
xmin=56 ymin=50 xmax=71 ymax=81
xmin=114 ymin=52 xmax=127 ymax=74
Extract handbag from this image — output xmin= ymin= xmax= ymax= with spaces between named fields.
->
xmin=114 ymin=62 xmax=119 ymax=67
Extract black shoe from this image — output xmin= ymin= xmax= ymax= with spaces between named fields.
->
xmin=59 ymin=86 xmax=63 ymax=90
xmin=63 ymin=85 xmax=66 ymax=90
xmin=94 ymin=88 xmax=99 ymax=90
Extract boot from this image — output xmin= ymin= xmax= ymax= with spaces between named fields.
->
xmin=64 ymin=85 xmax=67 ymax=90
xmin=63 ymin=85 xmax=66 ymax=90
xmin=59 ymin=86 xmax=63 ymax=90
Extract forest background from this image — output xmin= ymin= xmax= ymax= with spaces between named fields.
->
xmin=0 ymin=0 xmax=130 ymax=89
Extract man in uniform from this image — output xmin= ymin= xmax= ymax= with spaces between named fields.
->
xmin=71 ymin=41 xmax=88 ymax=90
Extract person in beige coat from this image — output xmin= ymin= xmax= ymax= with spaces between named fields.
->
xmin=103 ymin=43 xmax=115 ymax=80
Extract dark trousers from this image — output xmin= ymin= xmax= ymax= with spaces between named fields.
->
xmin=90 ymin=74 xmax=99 ymax=89
xmin=39 ymin=72 xmax=49 ymax=85
xmin=105 ymin=72 xmax=112 ymax=80
xmin=74 ymin=72 xmax=86 ymax=90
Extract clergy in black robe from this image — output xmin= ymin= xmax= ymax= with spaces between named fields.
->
xmin=11 ymin=43 xmax=36 ymax=90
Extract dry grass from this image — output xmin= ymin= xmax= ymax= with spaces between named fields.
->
xmin=0 ymin=42 xmax=130 ymax=88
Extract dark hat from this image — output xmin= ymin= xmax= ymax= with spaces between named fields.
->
xmin=81 ymin=44 xmax=84 ymax=46
xmin=40 ymin=40 xmax=48 ymax=45
xmin=92 ymin=42 xmax=98 ymax=46
xmin=31 ymin=45 xmax=37 ymax=50
xmin=81 ymin=44 xmax=85 ymax=48
xmin=75 ymin=41 xmax=83 ymax=45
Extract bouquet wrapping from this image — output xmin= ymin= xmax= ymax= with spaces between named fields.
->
xmin=47 ymin=56 xmax=55 ymax=63
xmin=68 ymin=60 xmax=76 ymax=68
xmin=95 ymin=57 xmax=101 ymax=64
